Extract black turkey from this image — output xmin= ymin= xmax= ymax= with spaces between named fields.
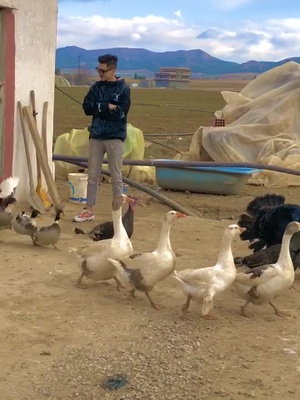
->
xmin=237 ymin=193 xmax=300 ymax=252
xmin=234 ymin=243 xmax=300 ymax=271
xmin=74 ymin=196 xmax=141 ymax=241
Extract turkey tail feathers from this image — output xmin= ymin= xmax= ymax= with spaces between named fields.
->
xmin=246 ymin=194 xmax=285 ymax=217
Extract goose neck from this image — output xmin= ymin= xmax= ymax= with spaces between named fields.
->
xmin=112 ymin=207 xmax=126 ymax=238
xmin=278 ymin=232 xmax=293 ymax=267
xmin=216 ymin=232 xmax=233 ymax=265
xmin=156 ymin=220 xmax=172 ymax=253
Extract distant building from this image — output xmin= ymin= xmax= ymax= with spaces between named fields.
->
xmin=154 ymin=67 xmax=190 ymax=89
xmin=139 ymin=79 xmax=155 ymax=88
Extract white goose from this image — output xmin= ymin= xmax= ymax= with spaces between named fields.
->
xmin=108 ymin=210 xmax=186 ymax=310
xmin=69 ymin=195 xmax=134 ymax=289
xmin=0 ymin=176 xmax=19 ymax=229
xmin=0 ymin=176 xmax=19 ymax=200
xmin=234 ymin=221 xmax=300 ymax=318
xmin=173 ymin=224 xmax=245 ymax=319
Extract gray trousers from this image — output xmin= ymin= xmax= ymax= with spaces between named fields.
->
xmin=87 ymin=138 xmax=124 ymax=206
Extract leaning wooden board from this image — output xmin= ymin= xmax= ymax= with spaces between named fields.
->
xmin=23 ymin=105 xmax=63 ymax=212
xmin=17 ymin=101 xmax=47 ymax=214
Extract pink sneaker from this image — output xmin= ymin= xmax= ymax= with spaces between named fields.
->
xmin=73 ymin=209 xmax=95 ymax=222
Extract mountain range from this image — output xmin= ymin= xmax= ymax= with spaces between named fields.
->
xmin=56 ymin=46 xmax=300 ymax=76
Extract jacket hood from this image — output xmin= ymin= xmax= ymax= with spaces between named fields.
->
xmin=98 ymin=78 xmax=125 ymax=86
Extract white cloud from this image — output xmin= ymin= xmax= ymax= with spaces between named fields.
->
xmin=174 ymin=10 xmax=182 ymax=18
xmin=57 ymin=14 xmax=300 ymax=62
xmin=131 ymin=32 xmax=141 ymax=40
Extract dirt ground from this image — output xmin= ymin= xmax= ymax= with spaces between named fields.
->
xmin=1 ymin=180 xmax=300 ymax=400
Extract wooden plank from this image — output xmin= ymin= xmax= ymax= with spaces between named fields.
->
xmin=17 ymin=101 xmax=47 ymax=213
xmin=23 ymin=105 xmax=63 ymax=212
xmin=29 ymin=90 xmax=52 ymax=209
xmin=42 ymin=101 xmax=49 ymax=154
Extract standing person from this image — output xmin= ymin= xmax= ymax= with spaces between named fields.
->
xmin=73 ymin=54 xmax=131 ymax=222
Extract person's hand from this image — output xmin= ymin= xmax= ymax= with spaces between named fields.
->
xmin=108 ymin=103 xmax=117 ymax=110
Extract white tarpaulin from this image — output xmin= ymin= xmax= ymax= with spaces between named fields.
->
xmin=193 ymin=61 xmax=300 ymax=187
xmin=53 ymin=124 xmax=156 ymax=184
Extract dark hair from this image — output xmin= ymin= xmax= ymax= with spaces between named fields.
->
xmin=97 ymin=54 xmax=118 ymax=68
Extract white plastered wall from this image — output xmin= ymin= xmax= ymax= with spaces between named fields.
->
xmin=13 ymin=0 xmax=58 ymax=200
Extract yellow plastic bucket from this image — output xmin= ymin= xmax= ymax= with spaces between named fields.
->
xmin=67 ymin=173 xmax=88 ymax=204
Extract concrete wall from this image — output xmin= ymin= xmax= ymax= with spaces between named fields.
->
xmin=13 ymin=0 xmax=58 ymax=200
xmin=0 ymin=13 xmax=5 ymax=172
xmin=0 ymin=0 xmax=18 ymax=8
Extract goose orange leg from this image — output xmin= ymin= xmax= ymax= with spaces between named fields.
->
xmin=181 ymin=295 xmax=192 ymax=318
xmin=269 ymin=301 xmax=291 ymax=317
xmin=145 ymin=291 xmax=165 ymax=310
xmin=114 ymin=277 xmax=125 ymax=291
xmin=241 ymin=301 xmax=251 ymax=318
xmin=203 ymin=311 xmax=219 ymax=320
xmin=76 ymin=273 xmax=89 ymax=289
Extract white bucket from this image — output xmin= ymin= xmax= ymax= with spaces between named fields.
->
xmin=67 ymin=173 xmax=88 ymax=204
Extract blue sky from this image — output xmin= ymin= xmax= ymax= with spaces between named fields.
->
xmin=57 ymin=0 xmax=300 ymax=63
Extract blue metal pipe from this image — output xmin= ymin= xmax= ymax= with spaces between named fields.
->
xmin=64 ymin=159 xmax=199 ymax=217
xmin=52 ymin=154 xmax=300 ymax=177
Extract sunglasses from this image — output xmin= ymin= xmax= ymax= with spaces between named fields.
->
xmin=95 ymin=67 xmax=114 ymax=74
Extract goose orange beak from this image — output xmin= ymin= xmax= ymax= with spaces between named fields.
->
xmin=239 ymin=227 xmax=246 ymax=234
xmin=175 ymin=212 xmax=186 ymax=219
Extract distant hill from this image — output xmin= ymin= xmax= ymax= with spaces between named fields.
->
xmin=55 ymin=46 xmax=300 ymax=76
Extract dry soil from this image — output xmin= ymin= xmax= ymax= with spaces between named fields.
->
xmin=1 ymin=180 xmax=300 ymax=400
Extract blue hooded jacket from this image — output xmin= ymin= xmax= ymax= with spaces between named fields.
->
xmin=82 ymin=78 xmax=131 ymax=141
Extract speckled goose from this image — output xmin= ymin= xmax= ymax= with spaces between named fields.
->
xmin=11 ymin=209 xmax=40 ymax=237
xmin=108 ymin=210 xmax=186 ymax=310
xmin=31 ymin=209 xmax=63 ymax=249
